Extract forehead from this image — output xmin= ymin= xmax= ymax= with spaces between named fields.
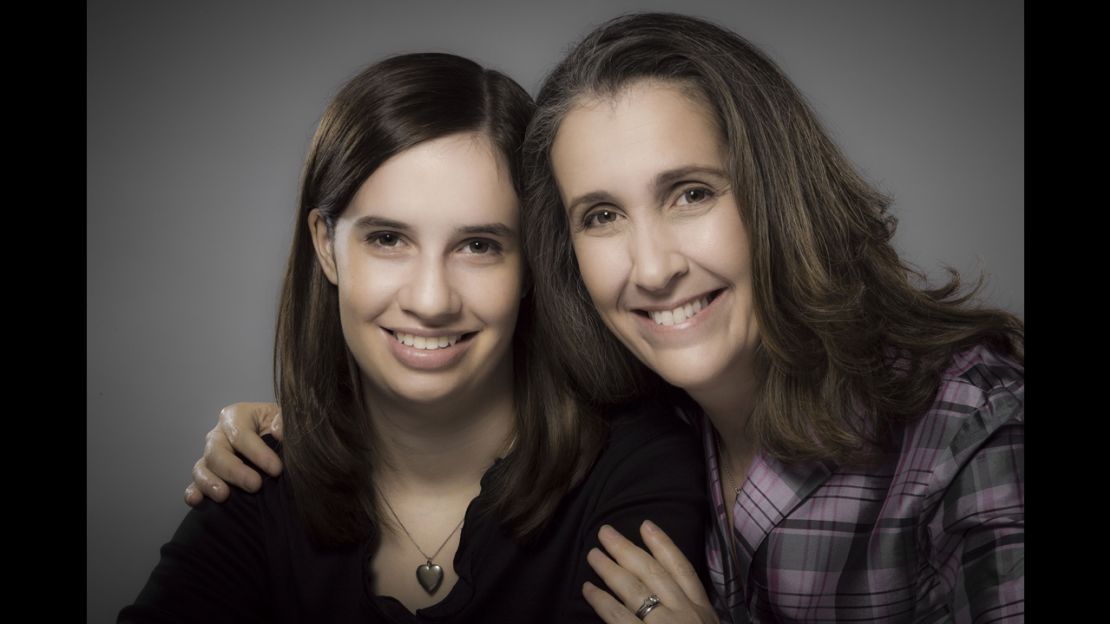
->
xmin=550 ymin=81 xmax=726 ymax=193
xmin=346 ymin=132 xmax=519 ymax=226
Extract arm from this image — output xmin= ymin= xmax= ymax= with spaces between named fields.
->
xmin=928 ymin=420 xmax=1024 ymax=623
xmin=560 ymin=410 xmax=712 ymax=623
xmin=184 ymin=402 xmax=284 ymax=506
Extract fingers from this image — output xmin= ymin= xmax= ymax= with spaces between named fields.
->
xmin=186 ymin=402 xmax=283 ymax=505
xmin=582 ymin=581 xmax=644 ymax=624
xmin=587 ymin=523 xmax=717 ymax=624
xmin=190 ymin=457 xmax=232 ymax=502
xmin=218 ymin=402 xmax=284 ymax=476
xmin=270 ymin=410 xmax=284 ymax=442
xmin=595 ymin=525 xmax=687 ymax=610
xmin=640 ymin=520 xmax=713 ymax=609
xmin=184 ymin=483 xmax=203 ymax=507
xmin=203 ymin=429 xmax=263 ymax=493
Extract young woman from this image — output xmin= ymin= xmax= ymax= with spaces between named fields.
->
xmin=187 ymin=13 xmax=1024 ymax=624
xmin=118 ymin=52 xmax=709 ymax=623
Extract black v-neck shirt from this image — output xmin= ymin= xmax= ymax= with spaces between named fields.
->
xmin=119 ymin=403 xmax=709 ymax=623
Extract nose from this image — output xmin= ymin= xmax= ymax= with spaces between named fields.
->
xmin=629 ymin=218 xmax=688 ymax=293
xmin=398 ymin=256 xmax=462 ymax=323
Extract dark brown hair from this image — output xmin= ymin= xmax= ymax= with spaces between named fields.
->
xmin=276 ymin=53 xmax=606 ymax=545
xmin=522 ymin=13 xmax=1023 ymax=464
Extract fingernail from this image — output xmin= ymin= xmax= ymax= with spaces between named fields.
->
xmin=599 ymin=524 xmax=616 ymax=539
xmin=643 ymin=519 xmax=658 ymax=535
xmin=272 ymin=418 xmax=281 ymax=431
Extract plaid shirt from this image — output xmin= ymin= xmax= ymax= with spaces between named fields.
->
xmin=693 ymin=345 xmax=1024 ymax=623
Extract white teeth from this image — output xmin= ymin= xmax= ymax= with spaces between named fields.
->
xmin=650 ymin=295 xmax=712 ymax=326
xmin=392 ymin=332 xmax=462 ymax=350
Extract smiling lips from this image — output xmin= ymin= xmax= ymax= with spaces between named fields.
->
xmin=636 ymin=290 xmax=722 ymax=326
xmin=391 ymin=331 xmax=464 ymax=350
xmin=384 ymin=328 xmax=476 ymax=370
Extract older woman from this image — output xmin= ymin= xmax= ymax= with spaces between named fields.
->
xmin=186 ymin=13 xmax=1023 ymax=624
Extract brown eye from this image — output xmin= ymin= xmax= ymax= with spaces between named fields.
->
xmin=461 ymin=238 xmax=502 ymax=255
xmin=584 ymin=209 xmax=620 ymax=228
xmin=367 ymin=232 xmax=401 ymax=247
xmin=678 ymin=187 xmax=713 ymax=205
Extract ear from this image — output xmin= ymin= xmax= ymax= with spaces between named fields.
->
xmin=308 ymin=209 xmax=340 ymax=286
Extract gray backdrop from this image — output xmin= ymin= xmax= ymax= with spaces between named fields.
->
xmin=87 ymin=1 xmax=1023 ymax=621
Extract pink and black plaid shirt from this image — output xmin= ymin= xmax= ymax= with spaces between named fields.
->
xmin=692 ymin=345 xmax=1024 ymax=623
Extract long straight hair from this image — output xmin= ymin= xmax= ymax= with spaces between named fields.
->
xmin=523 ymin=13 xmax=1023 ymax=464
xmin=276 ymin=53 xmax=606 ymax=545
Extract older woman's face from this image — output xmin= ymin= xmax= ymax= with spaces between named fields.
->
xmin=550 ymin=81 xmax=759 ymax=396
xmin=310 ymin=133 xmax=523 ymax=409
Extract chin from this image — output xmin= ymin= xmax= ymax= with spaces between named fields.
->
xmin=365 ymin=372 xmax=466 ymax=406
xmin=642 ymin=346 xmax=751 ymax=394
xmin=654 ymin=365 xmax=718 ymax=393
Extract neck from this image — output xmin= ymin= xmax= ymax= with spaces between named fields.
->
xmin=366 ymin=366 xmax=516 ymax=493
xmin=686 ymin=363 xmax=759 ymax=469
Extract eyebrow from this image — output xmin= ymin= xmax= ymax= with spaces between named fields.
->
xmin=457 ymin=223 xmax=515 ymax=238
xmin=653 ymin=165 xmax=729 ymax=192
xmin=564 ymin=165 xmax=730 ymax=216
xmin=352 ymin=216 xmax=515 ymax=238
xmin=353 ymin=216 xmax=410 ymax=231
xmin=564 ymin=191 xmax=618 ymax=217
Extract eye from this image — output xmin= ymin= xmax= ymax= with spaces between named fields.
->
xmin=676 ymin=187 xmax=715 ymax=206
xmin=365 ymin=231 xmax=403 ymax=248
xmin=460 ymin=238 xmax=502 ymax=255
xmin=583 ymin=209 xmax=622 ymax=229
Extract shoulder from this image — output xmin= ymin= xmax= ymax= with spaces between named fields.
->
xmin=119 ymin=437 xmax=289 ymax=622
xmin=904 ymin=344 xmax=1024 ymax=495
xmin=606 ymin=400 xmax=702 ymax=457
xmin=905 ymin=345 xmax=1023 ymax=442
xmin=591 ymin=400 xmax=705 ymax=485
xmin=935 ymin=343 xmax=1023 ymax=425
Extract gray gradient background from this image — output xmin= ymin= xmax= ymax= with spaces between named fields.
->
xmin=87 ymin=1 xmax=1023 ymax=621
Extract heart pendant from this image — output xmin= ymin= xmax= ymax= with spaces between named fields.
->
xmin=416 ymin=562 xmax=444 ymax=594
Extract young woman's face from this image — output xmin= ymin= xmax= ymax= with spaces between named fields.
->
xmin=550 ymin=81 xmax=759 ymax=396
xmin=310 ymin=133 xmax=523 ymax=408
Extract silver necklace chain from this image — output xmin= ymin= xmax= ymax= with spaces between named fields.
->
xmin=716 ymin=436 xmax=742 ymax=557
xmin=374 ymin=482 xmax=466 ymax=564
xmin=371 ymin=433 xmax=516 ymax=563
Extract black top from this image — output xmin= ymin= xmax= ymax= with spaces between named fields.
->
xmin=119 ymin=403 xmax=709 ymax=623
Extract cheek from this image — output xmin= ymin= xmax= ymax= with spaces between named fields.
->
xmin=335 ymin=256 xmax=398 ymax=320
xmin=571 ymin=237 xmax=626 ymax=310
xmin=698 ymin=212 xmax=759 ymax=341
xmin=689 ymin=207 xmax=753 ymax=282
xmin=460 ymin=262 xmax=524 ymax=327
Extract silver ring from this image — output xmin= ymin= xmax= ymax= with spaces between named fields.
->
xmin=634 ymin=594 xmax=661 ymax=619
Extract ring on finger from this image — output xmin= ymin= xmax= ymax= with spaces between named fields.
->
xmin=634 ymin=594 xmax=662 ymax=619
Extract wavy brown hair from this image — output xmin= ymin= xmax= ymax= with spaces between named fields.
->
xmin=275 ymin=53 xmax=606 ymax=545
xmin=522 ymin=13 xmax=1023 ymax=464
